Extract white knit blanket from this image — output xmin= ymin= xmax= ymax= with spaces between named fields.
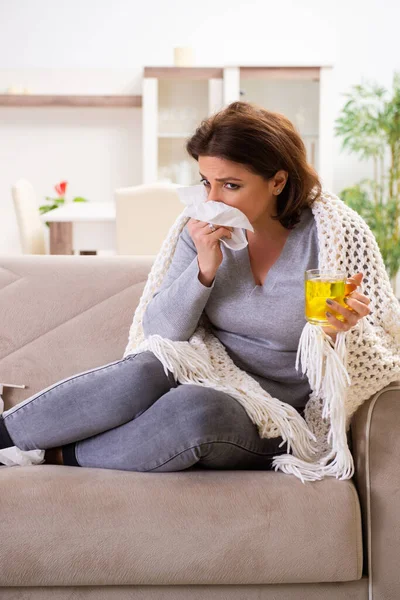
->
xmin=122 ymin=188 xmax=400 ymax=483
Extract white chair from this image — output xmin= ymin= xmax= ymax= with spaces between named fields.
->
xmin=12 ymin=179 xmax=46 ymax=254
xmin=115 ymin=182 xmax=185 ymax=255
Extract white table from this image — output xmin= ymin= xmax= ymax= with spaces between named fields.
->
xmin=39 ymin=202 xmax=116 ymax=255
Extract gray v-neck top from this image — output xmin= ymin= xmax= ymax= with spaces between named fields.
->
xmin=142 ymin=207 xmax=319 ymax=411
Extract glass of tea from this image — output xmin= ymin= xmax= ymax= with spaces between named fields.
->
xmin=305 ymin=269 xmax=357 ymax=326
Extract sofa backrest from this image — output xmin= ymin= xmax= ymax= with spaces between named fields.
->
xmin=0 ymin=255 xmax=153 ymax=410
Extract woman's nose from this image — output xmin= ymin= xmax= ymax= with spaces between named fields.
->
xmin=206 ymin=187 xmax=222 ymax=203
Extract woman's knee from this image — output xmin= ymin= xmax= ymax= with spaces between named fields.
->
xmin=124 ymin=351 xmax=178 ymax=388
xmin=162 ymin=384 xmax=251 ymax=437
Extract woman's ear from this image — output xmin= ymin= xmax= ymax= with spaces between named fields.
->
xmin=273 ymin=170 xmax=288 ymax=193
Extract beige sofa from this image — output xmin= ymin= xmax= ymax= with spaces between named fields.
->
xmin=0 ymin=254 xmax=399 ymax=600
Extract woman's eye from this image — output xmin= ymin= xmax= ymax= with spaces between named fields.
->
xmin=200 ymin=179 xmax=239 ymax=190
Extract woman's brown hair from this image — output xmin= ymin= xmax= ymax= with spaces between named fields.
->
xmin=186 ymin=101 xmax=322 ymax=230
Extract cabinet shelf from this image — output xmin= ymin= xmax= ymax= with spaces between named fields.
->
xmin=240 ymin=66 xmax=321 ymax=81
xmin=143 ymin=65 xmax=333 ymax=187
xmin=0 ymin=94 xmax=142 ymax=107
xmin=144 ymin=67 xmax=224 ymax=79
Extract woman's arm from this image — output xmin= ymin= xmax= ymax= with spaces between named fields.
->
xmin=142 ymin=225 xmax=216 ymax=341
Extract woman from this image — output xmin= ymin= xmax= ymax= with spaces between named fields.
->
xmin=0 ymin=101 xmax=371 ymax=471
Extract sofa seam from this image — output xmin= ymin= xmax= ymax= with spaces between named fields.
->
xmin=0 ymin=265 xmax=23 ymax=279
xmin=0 ymin=275 xmax=24 ymax=294
xmin=0 ymin=280 xmax=143 ymax=362
xmin=349 ymin=478 xmax=362 ymax=580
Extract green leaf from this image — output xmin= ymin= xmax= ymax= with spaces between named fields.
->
xmin=336 ymin=71 xmax=400 ymax=283
xmin=39 ymin=204 xmax=58 ymax=214
xmin=72 ymin=196 xmax=89 ymax=202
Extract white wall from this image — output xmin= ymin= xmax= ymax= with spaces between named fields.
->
xmin=0 ymin=0 xmax=399 ymax=260
xmin=0 ymin=69 xmax=143 ymax=254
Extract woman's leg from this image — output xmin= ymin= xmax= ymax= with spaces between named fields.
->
xmin=0 ymin=352 xmax=177 ymax=453
xmin=63 ymin=384 xmax=291 ymax=470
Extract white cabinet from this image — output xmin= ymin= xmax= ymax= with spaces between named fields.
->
xmin=142 ymin=67 xmax=225 ymax=186
xmin=142 ymin=66 xmax=334 ymax=189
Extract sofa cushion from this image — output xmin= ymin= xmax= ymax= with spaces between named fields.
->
xmin=0 ymin=465 xmax=362 ymax=586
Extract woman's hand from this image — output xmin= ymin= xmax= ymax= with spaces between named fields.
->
xmin=187 ymin=218 xmax=233 ymax=279
xmin=321 ymin=272 xmax=372 ymax=341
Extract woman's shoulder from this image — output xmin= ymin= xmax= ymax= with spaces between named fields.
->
xmin=297 ymin=207 xmax=319 ymax=250
xmin=299 ymin=205 xmax=317 ymax=231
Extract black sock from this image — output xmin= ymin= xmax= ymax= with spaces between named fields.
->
xmin=0 ymin=415 xmax=14 ymax=449
xmin=62 ymin=442 xmax=80 ymax=467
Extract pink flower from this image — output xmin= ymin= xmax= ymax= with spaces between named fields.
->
xmin=55 ymin=181 xmax=68 ymax=196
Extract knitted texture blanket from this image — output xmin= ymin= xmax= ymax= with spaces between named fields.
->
xmin=123 ymin=188 xmax=400 ymax=483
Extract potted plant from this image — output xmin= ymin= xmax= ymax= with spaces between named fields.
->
xmin=39 ymin=180 xmax=88 ymax=227
xmin=335 ymin=71 xmax=400 ymax=296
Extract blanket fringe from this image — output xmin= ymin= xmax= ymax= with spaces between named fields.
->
xmin=137 ymin=334 xmax=319 ymax=464
xmin=272 ymin=322 xmax=354 ymax=483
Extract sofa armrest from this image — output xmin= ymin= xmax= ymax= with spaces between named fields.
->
xmin=351 ymin=381 xmax=400 ymax=600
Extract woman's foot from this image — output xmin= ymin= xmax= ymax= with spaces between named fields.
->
xmin=44 ymin=447 xmax=64 ymax=465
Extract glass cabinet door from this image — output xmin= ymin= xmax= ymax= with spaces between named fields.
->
xmin=239 ymin=67 xmax=320 ymax=171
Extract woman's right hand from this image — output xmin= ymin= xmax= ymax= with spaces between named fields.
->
xmin=186 ymin=218 xmax=233 ymax=279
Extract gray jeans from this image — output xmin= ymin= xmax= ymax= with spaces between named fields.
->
xmin=2 ymin=351 xmax=295 ymax=471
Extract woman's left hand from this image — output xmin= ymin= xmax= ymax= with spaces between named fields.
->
xmin=322 ymin=272 xmax=372 ymax=339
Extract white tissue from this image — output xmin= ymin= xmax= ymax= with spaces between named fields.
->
xmin=177 ymin=184 xmax=254 ymax=251
xmin=0 ymin=446 xmax=45 ymax=467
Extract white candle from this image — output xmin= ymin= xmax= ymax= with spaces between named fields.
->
xmin=173 ymin=47 xmax=195 ymax=67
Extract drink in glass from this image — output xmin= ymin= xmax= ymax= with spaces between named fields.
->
xmin=305 ymin=269 xmax=356 ymax=325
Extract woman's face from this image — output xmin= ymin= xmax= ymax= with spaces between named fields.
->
xmin=198 ymin=155 xmax=287 ymax=228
